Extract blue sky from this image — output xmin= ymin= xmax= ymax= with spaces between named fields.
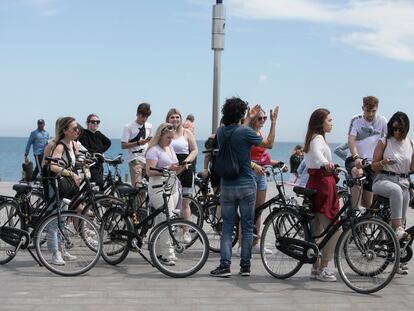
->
xmin=1 ymin=0 xmax=413 ymax=143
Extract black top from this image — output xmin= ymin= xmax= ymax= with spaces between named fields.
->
xmin=79 ymin=130 xmax=111 ymax=154
xmin=289 ymin=154 xmax=303 ymax=174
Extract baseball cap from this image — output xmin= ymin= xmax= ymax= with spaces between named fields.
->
xmin=37 ymin=119 xmax=45 ymax=124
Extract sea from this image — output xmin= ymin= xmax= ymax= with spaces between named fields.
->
xmin=0 ymin=137 xmax=344 ymax=182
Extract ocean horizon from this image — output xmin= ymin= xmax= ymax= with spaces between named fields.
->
xmin=0 ymin=137 xmax=344 ymax=182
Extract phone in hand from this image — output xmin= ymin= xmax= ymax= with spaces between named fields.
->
xmin=388 ymin=158 xmax=397 ymax=164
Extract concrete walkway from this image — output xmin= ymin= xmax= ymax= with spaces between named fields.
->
xmin=1 ymin=181 xmax=414 ymax=311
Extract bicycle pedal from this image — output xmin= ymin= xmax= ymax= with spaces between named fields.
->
xmin=6 ymin=250 xmax=16 ymax=257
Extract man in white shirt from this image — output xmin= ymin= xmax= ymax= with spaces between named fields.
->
xmin=121 ymin=103 xmax=153 ymax=187
xmin=346 ymin=96 xmax=387 ymax=209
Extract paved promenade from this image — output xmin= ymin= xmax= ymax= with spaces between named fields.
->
xmin=1 ymin=181 xmax=414 ymax=311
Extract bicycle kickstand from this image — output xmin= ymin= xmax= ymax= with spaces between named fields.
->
xmin=131 ymin=238 xmax=154 ymax=267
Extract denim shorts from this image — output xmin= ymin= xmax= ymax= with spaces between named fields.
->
xmin=254 ymin=172 xmax=267 ymax=191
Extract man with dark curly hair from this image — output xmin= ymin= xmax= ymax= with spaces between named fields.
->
xmin=210 ymin=97 xmax=279 ymax=277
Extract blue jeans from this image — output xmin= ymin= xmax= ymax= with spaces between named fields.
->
xmin=220 ymin=183 xmax=257 ymax=268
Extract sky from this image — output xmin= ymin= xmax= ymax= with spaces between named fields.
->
xmin=1 ymin=0 xmax=413 ymax=143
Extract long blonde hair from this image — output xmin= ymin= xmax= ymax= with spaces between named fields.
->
xmin=146 ymin=123 xmax=176 ymax=152
xmin=165 ymin=108 xmax=182 ymax=128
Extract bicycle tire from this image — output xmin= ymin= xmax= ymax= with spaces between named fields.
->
xmin=149 ymin=219 xmax=209 ymax=278
xmin=186 ymin=196 xmax=204 ymax=229
xmin=0 ymin=201 xmax=23 ymax=264
xmin=335 ymin=217 xmax=399 ymax=294
xmin=100 ymin=206 xmax=133 ymax=265
xmin=260 ymin=208 xmax=310 ymax=279
xmin=35 ymin=212 xmax=102 ymax=276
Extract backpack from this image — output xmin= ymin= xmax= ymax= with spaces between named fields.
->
xmin=214 ymin=127 xmax=240 ymax=180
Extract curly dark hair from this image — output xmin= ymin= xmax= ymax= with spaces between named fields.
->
xmin=137 ymin=103 xmax=151 ymax=117
xmin=221 ymin=97 xmax=248 ymax=126
xmin=386 ymin=111 xmax=410 ymax=139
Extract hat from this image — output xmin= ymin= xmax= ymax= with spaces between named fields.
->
xmin=37 ymin=119 xmax=45 ymax=124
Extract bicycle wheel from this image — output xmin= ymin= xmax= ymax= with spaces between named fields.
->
xmin=149 ymin=219 xmax=209 ymax=278
xmin=35 ymin=212 xmax=102 ymax=276
xmin=0 ymin=201 xmax=23 ymax=264
xmin=203 ymin=202 xmax=238 ymax=253
xmin=261 ymin=208 xmax=310 ymax=279
xmin=83 ymin=196 xmax=125 ymax=230
xmin=335 ymin=217 xmax=399 ymax=294
xmin=100 ymin=207 xmax=133 ymax=265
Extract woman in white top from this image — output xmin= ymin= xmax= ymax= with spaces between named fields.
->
xmin=372 ymin=112 xmax=414 ymax=241
xmin=304 ymin=108 xmax=340 ymax=282
xmin=166 ymin=108 xmax=198 ymax=239
xmin=146 ymin=123 xmax=190 ymax=265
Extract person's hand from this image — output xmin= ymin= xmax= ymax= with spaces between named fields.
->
xmin=253 ymin=163 xmax=266 ymax=176
xmin=354 ymin=158 xmax=363 ymax=169
xmin=72 ymin=173 xmax=81 ymax=187
xmin=282 ymin=164 xmax=289 ymax=172
xmin=247 ymin=104 xmax=261 ymax=119
xmin=203 ymin=169 xmax=209 ymax=178
xmin=270 ymin=106 xmax=279 ymax=123
xmin=324 ymin=162 xmax=335 ymax=172
xmin=169 ymin=164 xmax=181 ymax=172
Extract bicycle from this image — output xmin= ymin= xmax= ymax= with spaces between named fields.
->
xmin=100 ymin=167 xmax=209 ymax=278
xmin=0 ymin=157 xmax=102 ymax=276
xmin=195 ymin=162 xmax=291 ymax=253
xmin=260 ymin=166 xmax=400 ymax=294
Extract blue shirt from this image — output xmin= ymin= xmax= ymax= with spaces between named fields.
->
xmin=25 ymin=129 xmax=49 ymax=156
xmin=217 ymin=124 xmax=262 ymax=187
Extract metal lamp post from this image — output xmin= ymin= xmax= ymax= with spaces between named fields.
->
xmin=211 ymin=0 xmax=225 ymax=132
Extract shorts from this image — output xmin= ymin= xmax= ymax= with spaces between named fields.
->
xmin=345 ymin=156 xmax=374 ymax=192
xmin=176 ymin=154 xmax=194 ymax=188
xmin=254 ymin=172 xmax=267 ymax=191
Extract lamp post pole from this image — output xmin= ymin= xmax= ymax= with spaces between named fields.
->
xmin=211 ymin=0 xmax=225 ymax=132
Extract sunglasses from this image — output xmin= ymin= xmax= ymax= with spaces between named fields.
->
xmin=69 ymin=126 xmax=79 ymax=132
xmin=392 ymin=126 xmax=403 ymax=133
xmin=88 ymin=120 xmax=101 ymax=125
xmin=161 ymin=125 xmax=175 ymax=133
xmin=258 ymin=116 xmax=267 ymax=121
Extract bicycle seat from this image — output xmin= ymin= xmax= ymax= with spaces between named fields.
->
xmin=13 ymin=184 xmax=32 ymax=194
xmin=293 ymin=186 xmax=317 ymax=198
xmin=117 ymin=186 xmax=140 ymax=196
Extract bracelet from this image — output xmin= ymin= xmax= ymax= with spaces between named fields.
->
xmin=251 ymin=163 xmax=256 ymax=169
xmin=203 ymin=168 xmax=208 ymax=172
xmin=352 ymin=154 xmax=360 ymax=161
xmin=67 ymin=170 xmax=72 ymax=177
xmin=379 ymin=160 xmax=384 ymax=167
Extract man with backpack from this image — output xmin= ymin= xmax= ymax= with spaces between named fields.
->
xmin=210 ymin=97 xmax=278 ymax=277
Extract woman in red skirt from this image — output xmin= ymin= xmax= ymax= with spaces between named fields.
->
xmin=303 ymin=108 xmax=340 ymax=282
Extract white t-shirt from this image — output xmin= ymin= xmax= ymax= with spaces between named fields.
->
xmin=347 ymin=115 xmax=387 ymax=161
xmin=304 ymin=135 xmax=332 ymax=169
xmin=121 ymin=121 xmax=153 ymax=163
xmin=381 ymin=137 xmax=414 ymax=174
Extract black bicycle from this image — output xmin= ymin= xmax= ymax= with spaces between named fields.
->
xmin=260 ymin=166 xmax=400 ymax=294
xmin=0 ymin=157 xmax=102 ymax=276
xmin=100 ymin=167 xmax=209 ymax=278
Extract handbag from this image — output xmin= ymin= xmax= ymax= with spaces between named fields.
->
xmin=58 ymin=174 xmax=79 ymax=199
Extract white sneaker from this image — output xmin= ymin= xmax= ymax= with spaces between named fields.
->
xmin=51 ymin=251 xmax=65 ymax=266
xmin=397 ymin=263 xmax=409 ymax=275
xmin=316 ymin=267 xmax=337 ymax=282
xmin=183 ymin=232 xmax=192 ymax=243
xmin=86 ymin=236 xmax=99 ymax=248
xmin=61 ymin=249 xmax=77 ymax=261
xmin=395 ymin=226 xmax=409 ymax=240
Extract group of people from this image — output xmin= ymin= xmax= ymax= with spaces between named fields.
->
xmin=24 ymin=95 xmax=413 ymax=278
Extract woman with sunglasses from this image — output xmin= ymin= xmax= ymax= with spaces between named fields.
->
xmin=146 ymin=123 xmax=190 ymax=266
xmin=372 ymin=112 xmax=414 ymax=244
xmin=79 ymin=114 xmax=111 ymax=189
xmin=47 ymin=117 xmax=81 ymax=265
xmin=235 ymin=107 xmax=279 ymax=256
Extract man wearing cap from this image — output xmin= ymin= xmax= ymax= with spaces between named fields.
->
xmin=24 ymin=119 xmax=49 ymax=181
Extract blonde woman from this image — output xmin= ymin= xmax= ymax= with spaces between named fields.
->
xmin=166 ymin=108 xmax=198 ymax=242
xmin=146 ymin=123 xmax=190 ymax=266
